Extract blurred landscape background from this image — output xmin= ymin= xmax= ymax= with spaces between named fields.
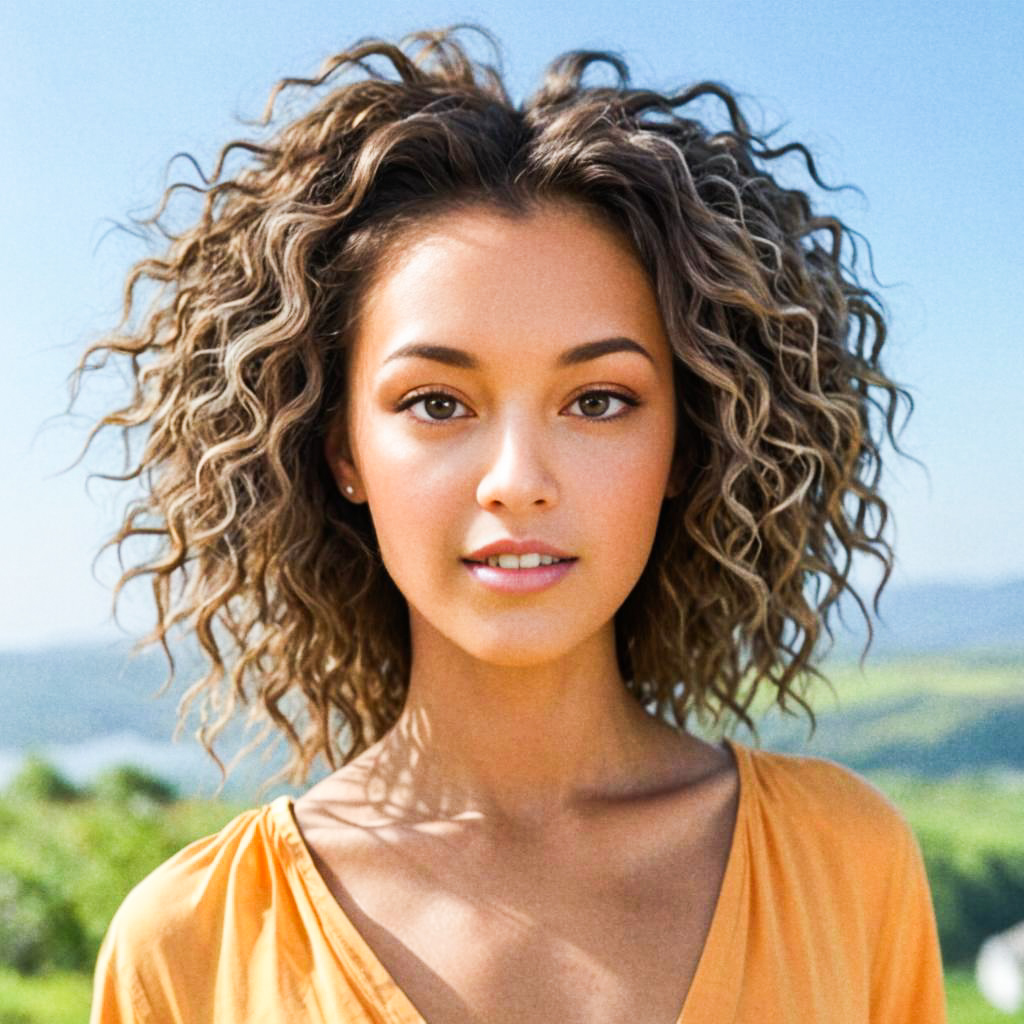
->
xmin=3 ymin=579 xmax=1022 ymax=1022
xmin=3 ymin=0 xmax=1022 ymax=1020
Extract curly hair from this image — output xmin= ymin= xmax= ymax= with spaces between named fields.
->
xmin=74 ymin=26 xmax=912 ymax=784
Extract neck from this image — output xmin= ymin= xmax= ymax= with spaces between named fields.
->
xmin=362 ymin=617 xmax=686 ymax=829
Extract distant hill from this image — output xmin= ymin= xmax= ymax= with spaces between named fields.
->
xmin=0 ymin=643 xmax=176 ymax=748
xmin=828 ymin=576 xmax=1024 ymax=660
xmin=718 ymin=656 xmax=1024 ymax=779
xmin=0 ymin=643 xmax=286 ymax=798
xmin=1 ymin=578 xmax=1022 ymax=796
xmin=730 ymin=575 xmax=1024 ymax=776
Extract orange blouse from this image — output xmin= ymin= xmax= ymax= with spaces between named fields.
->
xmin=89 ymin=739 xmax=947 ymax=1023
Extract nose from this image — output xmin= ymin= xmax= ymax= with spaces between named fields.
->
xmin=475 ymin=413 xmax=559 ymax=512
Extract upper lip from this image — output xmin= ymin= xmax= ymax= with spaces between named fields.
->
xmin=463 ymin=539 xmax=576 ymax=562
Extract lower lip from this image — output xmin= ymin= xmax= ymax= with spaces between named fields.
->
xmin=462 ymin=559 xmax=577 ymax=593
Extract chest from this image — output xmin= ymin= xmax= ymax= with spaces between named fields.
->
xmin=301 ymin=798 xmax=737 ymax=1024
xmin=350 ymin=874 xmax=713 ymax=1023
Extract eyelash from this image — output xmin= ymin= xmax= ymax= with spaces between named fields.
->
xmin=396 ymin=387 xmax=641 ymax=424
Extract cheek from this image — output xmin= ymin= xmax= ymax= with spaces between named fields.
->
xmin=584 ymin=423 xmax=673 ymax=481
xmin=355 ymin=419 xmax=467 ymax=564
xmin=382 ymin=434 xmax=473 ymax=506
xmin=569 ymin=425 xmax=675 ymax=558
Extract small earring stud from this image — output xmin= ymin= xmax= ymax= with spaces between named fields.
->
xmin=344 ymin=485 xmax=355 ymax=496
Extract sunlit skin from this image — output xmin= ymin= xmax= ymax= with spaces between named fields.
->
xmin=296 ymin=202 xmax=740 ymax=1024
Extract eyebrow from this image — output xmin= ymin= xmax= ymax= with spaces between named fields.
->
xmin=382 ymin=336 xmax=655 ymax=370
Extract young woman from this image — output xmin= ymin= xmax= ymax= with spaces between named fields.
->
xmin=86 ymin=27 xmax=946 ymax=1024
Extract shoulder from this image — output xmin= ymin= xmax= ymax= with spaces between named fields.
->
xmin=93 ymin=800 xmax=305 ymax=1020
xmin=736 ymin=741 xmax=918 ymax=861
xmin=102 ymin=801 xmax=285 ymax=956
xmin=729 ymin=744 xmax=946 ymax=1017
xmin=734 ymin=741 xmax=934 ymax=946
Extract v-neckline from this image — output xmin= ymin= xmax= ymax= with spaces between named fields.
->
xmin=271 ymin=736 xmax=751 ymax=1024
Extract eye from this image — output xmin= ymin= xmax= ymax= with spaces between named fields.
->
xmin=398 ymin=390 xmax=470 ymax=423
xmin=393 ymin=387 xmax=638 ymax=428
xmin=566 ymin=389 xmax=639 ymax=420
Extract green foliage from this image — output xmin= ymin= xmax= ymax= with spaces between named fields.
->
xmin=0 ymin=967 xmax=93 ymax=1024
xmin=944 ymin=968 xmax=1017 ymax=1023
xmin=0 ymin=872 xmax=87 ymax=974
xmin=92 ymin=764 xmax=178 ymax=807
xmin=873 ymin=774 xmax=1024 ymax=968
xmin=0 ymin=786 xmax=243 ymax=976
xmin=919 ymin=843 xmax=1024 ymax=966
xmin=4 ymin=756 xmax=79 ymax=803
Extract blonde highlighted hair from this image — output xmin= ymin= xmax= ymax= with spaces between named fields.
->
xmin=75 ymin=27 xmax=912 ymax=783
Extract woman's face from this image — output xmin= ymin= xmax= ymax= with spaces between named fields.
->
xmin=329 ymin=200 xmax=679 ymax=670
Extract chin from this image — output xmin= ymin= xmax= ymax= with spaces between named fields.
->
xmin=459 ymin=633 xmax=572 ymax=669
xmin=455 ymin=613 xmax=610 ymax=671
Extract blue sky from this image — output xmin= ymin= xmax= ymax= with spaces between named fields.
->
xmin=2 ymin=0 xmax=1022 ymax=648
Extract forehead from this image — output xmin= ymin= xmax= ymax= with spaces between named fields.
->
xmin=351 ymin=201 xmax=671 ymax=373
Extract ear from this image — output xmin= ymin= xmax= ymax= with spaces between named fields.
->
xmin=324 ymin=416 xmax=365 ymax=503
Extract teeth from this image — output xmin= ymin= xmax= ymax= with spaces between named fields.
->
xmin=483 ymin=553 xmax=566 ymax=569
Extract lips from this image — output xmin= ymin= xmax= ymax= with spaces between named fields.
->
xmin=462 ymin=538 xmax=575 ymax=563
xmin=463 ymin=556 xmax=577 ymax=593
xmin=464 ymin=561 xmax=577 ymax=569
